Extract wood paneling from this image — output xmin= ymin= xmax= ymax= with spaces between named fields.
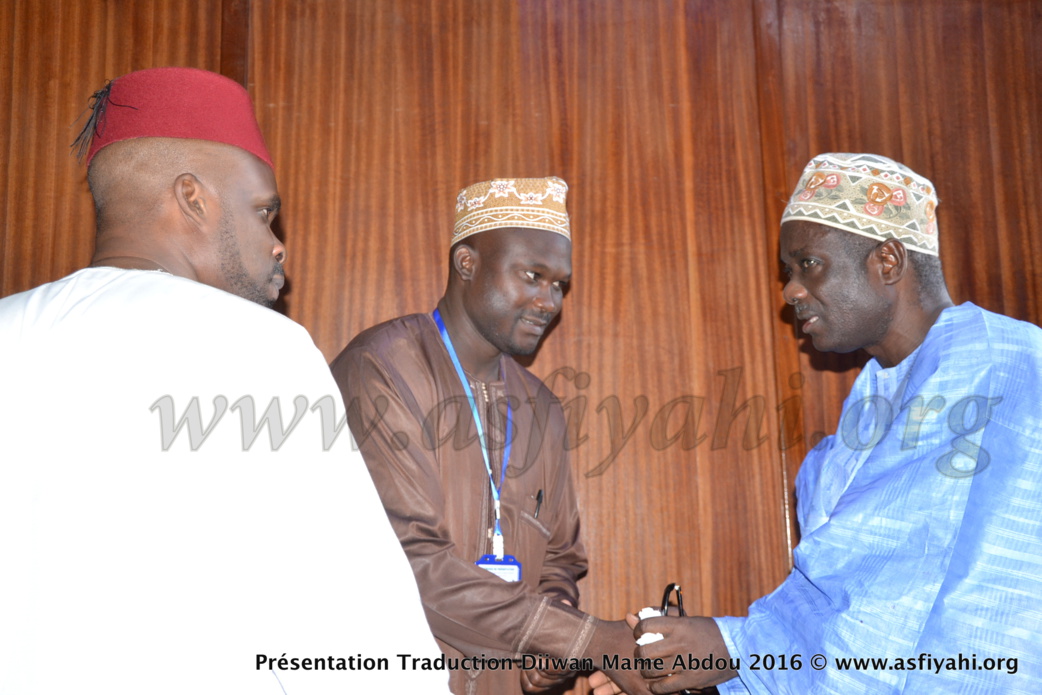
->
xmin=221 ymin=0 xmax=252 ymax=84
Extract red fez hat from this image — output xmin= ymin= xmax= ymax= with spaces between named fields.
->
xmin=83 ymin=67 xmax=273 ymax=169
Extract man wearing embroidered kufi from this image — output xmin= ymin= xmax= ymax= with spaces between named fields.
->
xmin=0 ymin=67 xmax=447 ymax=693
xmin=332 ymin=178 xmax=654 ymax=695
xmin=593 ymin=153 xmax=1042 ymax=694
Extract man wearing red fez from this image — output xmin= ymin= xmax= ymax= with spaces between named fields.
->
xmin=0 ymin=67 xmax=448 ymax=693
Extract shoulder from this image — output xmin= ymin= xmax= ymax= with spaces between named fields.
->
xmin=2 ymin=267 xmax=306 ymax=333
xmin=927 ymin=303 xmax=1042 ymax=426
xmin=330 ymin=313 xmax=440 ymax=387
xmin=2 ymin=268 xmax=343 ymax=454
xmin=970 ymin=303 xmax=1042 ymax=347
xmin=935 ymin=303 xmax=1042 ymax=366
xmin=333 ymin=313 xmax=435 ymax=367
xmin=1 ymin=267 xmax=333 ymax=391
xmin=342 ymin=313 xmax=435 ymax=356
xmin=137 ymin=271 xmax=325 ymax=360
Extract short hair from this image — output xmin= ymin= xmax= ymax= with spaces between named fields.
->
xmin=87 ymin=139 xmax=189 ymax=223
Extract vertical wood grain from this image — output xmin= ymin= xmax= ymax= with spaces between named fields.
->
xmin=221 ymin=0 xmax=251 ymax=84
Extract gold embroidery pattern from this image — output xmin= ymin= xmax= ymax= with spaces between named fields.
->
xmin=453 ymin=177 xmax=571 ymax=243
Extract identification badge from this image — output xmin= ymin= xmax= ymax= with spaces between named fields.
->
xmin=476 ymin=554 xmax=522 ymax=582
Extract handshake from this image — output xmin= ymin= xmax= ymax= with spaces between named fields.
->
xmin=582 ymin=584 xmax=736 ymax=695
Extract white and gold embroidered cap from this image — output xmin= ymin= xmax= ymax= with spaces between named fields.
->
xmin=782 ymin=153 xmax=939 ymax=255
xmin=452 ymin=177 xmax=571 ymax=244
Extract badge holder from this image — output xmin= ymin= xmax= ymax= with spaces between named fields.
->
xmin=476 ymin=554 xmax=522 ymax=582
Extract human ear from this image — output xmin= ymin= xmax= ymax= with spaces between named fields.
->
xmin=876 ymin=239 xmax=908 ymax=285
xmin=453 ymin=243 xmax=478 ymax=281
xmin=174 ymin=173 xmax=213 ymax=229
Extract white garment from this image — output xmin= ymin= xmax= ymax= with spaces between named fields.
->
xmin=0 ymin=268 xmax=449 ymax=694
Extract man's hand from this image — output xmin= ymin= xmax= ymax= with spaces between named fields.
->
xmin=633 ymin=615 xmax=736 ymax=693
xmin=520 ymin=664 xmax=575 ymax=693
xmin=587 ymin=614 xmax=639 ymax=695
xmin=588 ymin=669 xmax=622 ymax=695
xmin=581 ymin=617 xmax=654 ymax=695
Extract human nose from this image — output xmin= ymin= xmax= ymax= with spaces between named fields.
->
xmin=533 ymin=283 xmax=561 ymax=315
xmin=783 ymin=277 xmax=806 ymax=305
xmin=272 ymin=234 xmax=287 ymax=265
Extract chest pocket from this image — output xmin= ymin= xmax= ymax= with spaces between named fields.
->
xmin=498 ymin=487 xmax=552 ymax=587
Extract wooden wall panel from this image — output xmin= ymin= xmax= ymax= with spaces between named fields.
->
xmin=677 ymin=1 xmax=792 ymax=616
xmin=0 ymin=0 xmax=224 ymax=299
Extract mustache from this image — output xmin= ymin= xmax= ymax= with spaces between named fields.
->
xmin=793 ymin=304 xmax=814 ymax=319
xmin=522 ymin=312 xmax=555 ymax=325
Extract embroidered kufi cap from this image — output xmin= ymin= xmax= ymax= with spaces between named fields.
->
xmin=452 ymin=177 xmax=571 ymax=244
xmin=782 ymin=153 xmax=939 ymax=255
xmin=78 ymin=67 xmax=273 ymax=169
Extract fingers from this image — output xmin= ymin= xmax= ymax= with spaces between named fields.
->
xmin=520 ymin=669 xmax=551 ymax=692
xmin=521 ymin=667 xmax=575 ymax=693
xmin=636 ymin=648 xmax=673 ymax=680
xmin=632 ymin=615 xmax=677 ymax=644
xmin=603 ymin=669 xmax=656 ymax=695
xmin=634 ymin=615 xmax=671 ymax=638
xmin=588 ymin=670 xmax=629 ymax=695
xmin=647 ymin=673 xmax=685 ymax=695
xmin=588 ymin=671 xmax=623 ymax=695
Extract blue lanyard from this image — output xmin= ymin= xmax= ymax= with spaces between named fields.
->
xmin=432 ymin=309 xmax=513 ymax=558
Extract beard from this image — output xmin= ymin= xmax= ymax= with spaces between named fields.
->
xmin=217 ymin=216 xmax=281 ymax=309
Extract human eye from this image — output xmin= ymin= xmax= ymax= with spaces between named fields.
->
xmin=800 ymin=258 xmax=819 ymax=270
xmin=258 ymin=197 xmax=280 ymax=223
xmin=523 ymin=270 xmax=538 ymax=282
xmin=552 ymin=279 xmax=569 ymax=292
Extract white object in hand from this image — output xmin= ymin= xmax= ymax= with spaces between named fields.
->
xmin=636 ymin=606 xmax=663 ymax=645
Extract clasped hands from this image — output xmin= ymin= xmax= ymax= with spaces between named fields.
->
xmin=586 ymin=613 xmax=736 ymax=695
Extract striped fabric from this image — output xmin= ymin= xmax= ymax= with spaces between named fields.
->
xmin=716 ymin=303 xmax=1042 ymax=694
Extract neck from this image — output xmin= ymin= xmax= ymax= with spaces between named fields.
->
xmin=90 ymin=228 xmax=194 ymax=279
xmin=89 ymin=254 xmax=170 ymax=273
xmin=869 ymin=290 xmax=954 ymax=368
xmin=436 ymin=296 xmax=502 ymax=382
